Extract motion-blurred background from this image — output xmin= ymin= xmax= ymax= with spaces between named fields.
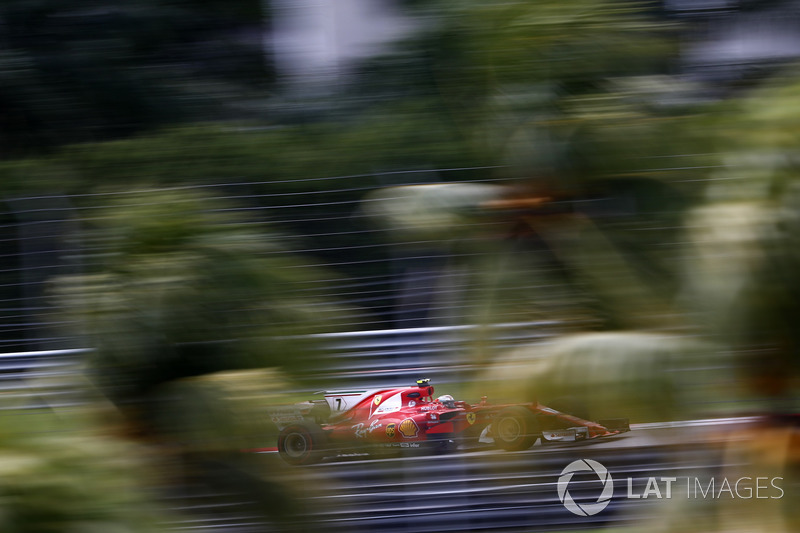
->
xmin=0 ymin=1 xmax=797 ymax=531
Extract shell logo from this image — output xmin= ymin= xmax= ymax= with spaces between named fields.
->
xmin=373 ymin=394 xmax=382 ymax=406
xmin=466 ymin=412 xmax=477 ymax=425
xmin=385 ymin=423 xmax=396 ymax=438
xmin=398 ymin=418 xmax=419 ymax=438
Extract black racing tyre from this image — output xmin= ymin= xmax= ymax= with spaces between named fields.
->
xmin=493 ymin=406 xmax=540 ymax=451
xmin=277 ymin=423 xmax=326 ymax=465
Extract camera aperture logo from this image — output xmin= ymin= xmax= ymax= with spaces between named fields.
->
xmin=557 ymin=459 xmax=614 ymax=516
xmin=557 ymin=458 xmax=785 ymax=517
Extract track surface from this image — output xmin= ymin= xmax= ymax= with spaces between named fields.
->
xmin=245 ymin=421 xmax=751 ymax=533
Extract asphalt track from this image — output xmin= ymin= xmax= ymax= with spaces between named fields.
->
xmin=243 ymin=418 xmax=758 ymax=533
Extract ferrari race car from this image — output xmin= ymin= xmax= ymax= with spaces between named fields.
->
xmin=274 ymin=379 xmax=629 ymax=465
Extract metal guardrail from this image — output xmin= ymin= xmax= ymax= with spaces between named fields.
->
xmin=0 ymin=348 xmax=90 ymax=409
xmin=0 ymin=322 xmax=555 ymax=403
xmin=306 ymin=321 xmax=557 ymax=389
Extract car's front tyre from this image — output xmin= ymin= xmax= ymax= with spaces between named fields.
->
xmin=493 ymin=406 xmax=540 ymax=451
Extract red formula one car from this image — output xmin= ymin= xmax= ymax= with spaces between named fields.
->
xmin=275 ymin=379 xmax=629 ymax=465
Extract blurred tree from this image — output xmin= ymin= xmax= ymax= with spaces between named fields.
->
xmin=356 ymin=1 xmax=747 ymax=422
xmin=0 ymin=0 xmax=270 ymax=158
xmin=356 ymin=0 xmax=709 ymax=330
xmin=48 ymin=190 xmax=342 ymax=530
xmin=0 ymin=403 xmax=168 ymax=533
xmin=0 ymin=439 xmax=165 ymax=532
xmin=350 ymin=0 xmax=681 ymax=176
xmin=679 ymin=74 xmax=800 ymax=413
xmin=0 ymin=118 xmax=487 ymax=330
xmin=54 ymin=190 xmax=343 ymax=415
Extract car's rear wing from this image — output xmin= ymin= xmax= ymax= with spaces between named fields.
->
xmin=266 ymin=403 xmax=312 ymax=430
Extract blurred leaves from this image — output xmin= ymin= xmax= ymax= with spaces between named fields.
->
xmin=673 ymin=81 xmax=800 ymax=407
xmin=361 ymin=183 xmax=505 ymax=242
xmin=54 ymin=190 xmax=343 ymax=406
xmin=149 ymin=370 xmax=323 ymax=531
xmin=358 ymin=2 xmax=799 ymax=420
xmin=47 ymin=190 xmax=340 ymax=530
xmin=477 ymin=332 xmax=726 ymax=422
xmin=15 ymin=1 xmax=799 ymax=531
xmin=354 ymin=0 xmax=680 ymax=179
xmin=153 ymin=369 xmax=288 ymax=453
xmin=0 ymin=410 xmax=166 ymax=533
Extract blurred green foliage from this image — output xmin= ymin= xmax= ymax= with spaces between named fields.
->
xmin=54 ymin=191 xmax=344 ymax=410
xmin=352 ymin=0 xmax=687 ymax=182
xmin=477 ymin=332 xmax=730 ymax=422
xmin=0 ymin=0 xmax=798 ymax=529
xmin=46 ymin=191 xmax=338 ymax=529
xmin=0 ymin=0 xmax=792 ymax=425
xmin=0 ymin=121 xmax=479 ymax=193
xmin=353 ymin=1 xmax=800 ymax=422
xmin=0 ymin=408 xmax=167 ymax=533
xmin=680 ymin=76 xmax=800 ymax=409
xmin=153 ymin=369 xmax=285 ymax=453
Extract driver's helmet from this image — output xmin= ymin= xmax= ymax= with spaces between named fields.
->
xmin=436 ymin=394 xmax=456 ymax=408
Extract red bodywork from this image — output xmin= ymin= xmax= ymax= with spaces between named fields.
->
xmin=319 ymin=383 xmax=623 ymax=448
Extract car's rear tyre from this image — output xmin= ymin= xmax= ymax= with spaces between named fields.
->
xmin=278 ymin=423 xmax=326 ymax=465
xmin=493 ymin=406 xmax=540 ymax=451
